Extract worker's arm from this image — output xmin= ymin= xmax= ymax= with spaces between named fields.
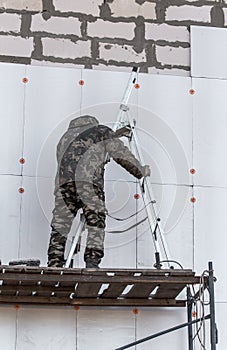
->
xmin=105 ymin=133 xmax=150 ymax=179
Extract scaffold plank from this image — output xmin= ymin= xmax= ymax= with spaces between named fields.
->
xmin=0 ymin=266 xmax=204 ymax=307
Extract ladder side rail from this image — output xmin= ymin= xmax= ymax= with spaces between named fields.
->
xmin=129 ymin=133 xmax=167 ymax=259
xmin=127 ymin=117 xmax=171 ymax=261
xmin=113 ymin=110 xmax=126 ymax=132
xmin=65 ymin=215 xmax=86 ymax=268
xmin=113 ymin=68 xmax=138 ymax=131
xmin=120 ymin=67 xmax=138 ymax=107
xmin=126 ymin=136 xmax=161 ymax=254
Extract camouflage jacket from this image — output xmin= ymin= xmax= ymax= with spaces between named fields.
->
xmin=55 ymin=116 xmax=144 ymax=189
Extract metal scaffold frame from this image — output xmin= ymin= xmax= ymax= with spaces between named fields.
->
xmin=115 ymin=262 xmax=218 ymax=350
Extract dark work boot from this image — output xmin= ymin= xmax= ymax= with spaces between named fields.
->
xmin=85 ymin=258 xmax=100 ymax=269
xmin=84 ymin=247 xmax=104 ymax=269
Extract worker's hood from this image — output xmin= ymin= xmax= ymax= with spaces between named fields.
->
xmin=68 ymin=115 xmax=99 ymax=134
xmin=56 ymin=115 xmax=99 ymax=164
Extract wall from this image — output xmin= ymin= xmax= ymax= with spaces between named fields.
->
xmin=0 ymin=52 xmax=226 ymax=348
xmin=0 ymin=63 xmax=195 ymax=350
xmin=0 ymin=0 xmax=227 ymax=75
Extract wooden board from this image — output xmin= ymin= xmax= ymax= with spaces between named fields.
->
xmin=0 ymin=266 xmax=205 ymax=307
xmin=153 ymin=283 xmax=185 ymax=299
xmin=124 ymin=283 xmax=158 ymax=298
xmin=75 ymin=283 xmax=102 ymax=298
xmin=100 ymin=283 xmax=128 ymax=298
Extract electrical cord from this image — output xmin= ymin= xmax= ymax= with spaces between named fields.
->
xmin=106 ymin=216 xmax=147 ymax=234
xmin=190 ymin=270 xmax=210 ymax=349
xmin=106 ymin=184 xmax=170 ymax=263
xmin=159 ymin=260 xmax=184 ymax=269
xmin=106 ymin=200 xmax=155 ymax=221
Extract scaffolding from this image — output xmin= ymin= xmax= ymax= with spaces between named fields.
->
xmin=0 ymin=261 xmax=217 ymax=349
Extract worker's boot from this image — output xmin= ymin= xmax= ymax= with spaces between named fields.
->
xmin=84 ymin=247 xmax=104 ymax=269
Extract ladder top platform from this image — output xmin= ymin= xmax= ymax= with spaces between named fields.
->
xmin=0 ymin=266 xmax=205 ymax=307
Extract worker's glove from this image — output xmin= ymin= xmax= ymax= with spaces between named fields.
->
xmin=142 ymin=165 xmax=151 ymax=177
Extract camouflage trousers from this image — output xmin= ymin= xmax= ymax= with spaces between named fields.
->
xmin=48 ymin=181 xmax=106 ymax=266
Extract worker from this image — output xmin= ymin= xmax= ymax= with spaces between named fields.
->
xmin=47 ymin=115 xmax=150 ymax=268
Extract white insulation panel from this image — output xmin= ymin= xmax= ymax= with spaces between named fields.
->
xmin=81 ymin=69 xmax=138 ymax=110
xmin=18 ymin=176 xmax=52 ymax=266
xmin=136 ymin=74 xmax=192 ymax=186
xmin=77 ymin=308 xmax=135 ymax=350
xmin=194 ymin=186 xmax=227 ymax=302
xmin=192 ymin=78 xmax=227 ymax=187
xmin=136 ymin=308 xmax=187 ymax=349
xmin=23 ymin=65 xmax=82 ymax=177
xmin=0 ymin=307 xmax=17 ymax=350
xmin=216 ymin=303 xmax=227 ymax=349
xmin=137 ymin=184 xmax=193 ymax=269
xmin=0 ymin=63 xmax=25 ymax=175
xmin=0 ymin=61 xmax=226 ymax=349
xmin=191 ymin=26 xmax=227 ymax=79
xmin=102 ymin=181 xmax=137 ymax=268
xmin=0 ymin=175 xmax=21 ymax=264
xmin=16 ymin=308 xmax=77 ymax=350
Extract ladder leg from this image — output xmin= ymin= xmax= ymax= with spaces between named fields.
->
xmin=65 ymin=214 xmax=86 ymax=268
xmin=126 ymin=114 xmax=171 ymax=264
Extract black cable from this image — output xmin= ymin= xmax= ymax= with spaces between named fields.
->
xmin=106 ymin=217 xmax=147 ymax=234
xmin=159 ymin=260 xmax=184 ymax=269
xmin=107 ymin=200 xmax=155 ymax=221
xmin=190 ymin=274 xmax=209 ymax=348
